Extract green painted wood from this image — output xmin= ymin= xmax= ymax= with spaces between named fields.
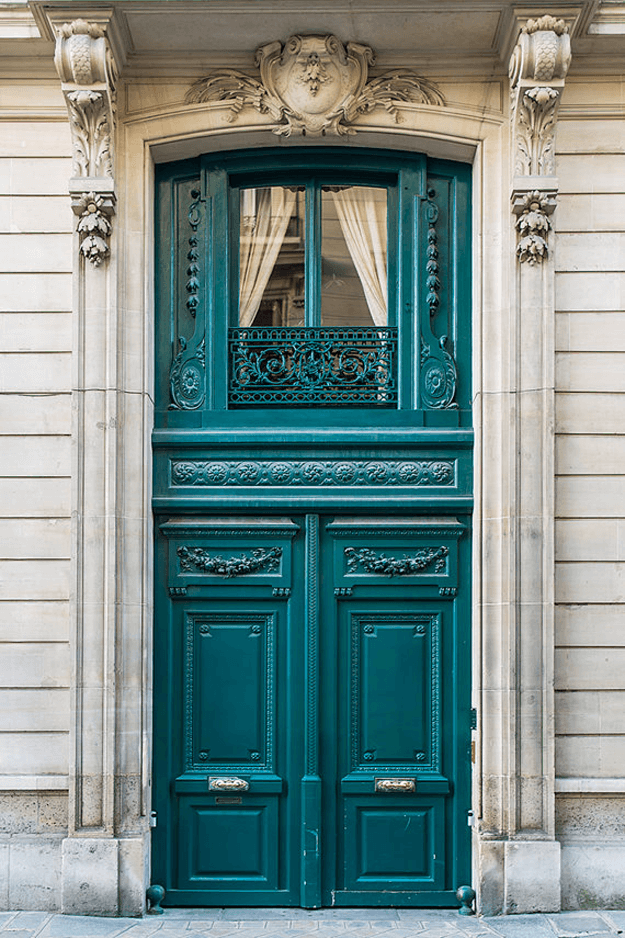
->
xmin=152 ymin=147 xmax=473 ymax=907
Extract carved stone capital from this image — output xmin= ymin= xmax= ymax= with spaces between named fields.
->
xmin=70 ymin=187 xmax=116 ymax=267
xmin=55 ymin=19 xmax=117 ymax=266
xmin=186 ymin=33 xmax=445 ymax=137
xmin=509 ymin=16 xmax=571 ymax=178
xmin=512 ymin=187 xmax=557 ymax=265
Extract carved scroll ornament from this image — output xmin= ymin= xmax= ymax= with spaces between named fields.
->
xmin=55 ymin=19 xmax=117 ymax=266
xmin=186 ymin=34 xmax=445 ymax=137
xmin=509 ymin=16 xmax=571 ymax=178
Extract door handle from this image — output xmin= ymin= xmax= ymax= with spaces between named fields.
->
xmin=208 ymin=776 xmax=249 ymax=792
xmin=375 ymin=777 xmax=416 ymax=793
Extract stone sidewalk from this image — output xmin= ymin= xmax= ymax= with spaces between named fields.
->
xmin=1 ymin=909 xmax=624 ymax=938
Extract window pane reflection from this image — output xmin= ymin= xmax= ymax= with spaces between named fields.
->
xmin=239 ymin=186 xmax=305 ymax=327
xmin=321 ymin=186 xmax=387 ymax=327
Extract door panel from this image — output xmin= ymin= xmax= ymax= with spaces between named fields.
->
xmin=152 ymin=514 xmax=470 ymax=907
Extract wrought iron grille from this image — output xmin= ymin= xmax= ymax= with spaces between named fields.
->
xmin=228 ymin=327 xmax=398 ymax=407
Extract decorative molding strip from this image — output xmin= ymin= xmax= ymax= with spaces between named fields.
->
xmin=177 ymin=545 xmax=282 ymax=577
xmin=170 ymin=188 xmax=206 ymax=409
xmin=54 ymin=19 xmax=118 ymax=267
xmin=186 ymin=34 xmax=445 ymax=137
xmin=171 ymin=458 xmax=455 ymax=487
xmin=344 ymin=545 xmax=449 ymax=577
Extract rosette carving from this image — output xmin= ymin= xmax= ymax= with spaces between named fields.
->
xmin=186 ymin=34 xmax=444 ymax=137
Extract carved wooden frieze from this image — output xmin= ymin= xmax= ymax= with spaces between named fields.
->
xmin=186 ymin=34 xmax=445 ymax=137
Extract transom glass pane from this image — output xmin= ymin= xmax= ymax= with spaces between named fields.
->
xmin=239 ymin=186 xmax=305 ymax=327
xmin=321 ymin=186 xmax=387 ymax=327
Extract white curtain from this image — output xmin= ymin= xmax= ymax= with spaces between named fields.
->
xmin=239 ymin=187 xmax=296 ymax=326
xmin=332 ymin=187 xmax=388 ymax=327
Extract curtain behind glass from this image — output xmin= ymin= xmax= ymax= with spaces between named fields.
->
xmin=331 ymin=187 xmax=387 ymax=327
xmin=239 ymin=187 xmax=297 ymax=326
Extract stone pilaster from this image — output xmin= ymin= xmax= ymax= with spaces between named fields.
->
xmin=477 ymin=14 xmax=570 ymax=915
xmin=51 ymin=14 xmax=147 ymax=916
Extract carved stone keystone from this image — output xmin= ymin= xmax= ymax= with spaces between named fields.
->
xmin=186 ymin=34 xmax=445 ymax=137
xmin=54 ymin=19 xmax=117 ymax=265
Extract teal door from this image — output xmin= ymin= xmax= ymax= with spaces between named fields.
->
xmin=152 ymin=514 xmax=471 ymax=906
xmin=152 ymin=147 xmax=473 ymax=906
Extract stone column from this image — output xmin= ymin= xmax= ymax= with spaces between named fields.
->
xmin=477 ymin=14 xmax=571 ymax=914
xmin=52 ymin=15 xmax=147 ymax=915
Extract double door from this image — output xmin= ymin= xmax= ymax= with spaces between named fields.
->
xmin=152 ymin=514 xmax=471 ymax=906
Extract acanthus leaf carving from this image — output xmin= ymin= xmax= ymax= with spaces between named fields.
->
xmin=55 ymin=19 xmax=118 ymax=268
xmin=512 ymin=188 xmax=556 ymax=266
xmin=186 ymin=34 xmax=444 ymax=137
xmin=71 ymin=190 xmax=115 ymax=267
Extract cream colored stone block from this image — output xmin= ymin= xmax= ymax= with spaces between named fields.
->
xmin=556 ymin=648 xmax=625 ymax=690
xmin=556 ymin=561 xmax=625 ymax=603
xmin=0 ymin=352 xmax=70 ymax=391
xmin=0 ymin=689 xmax=69 ymax=731
xmin=556 ymin=272 xmax=625 ymax=312
xmin=0 ymin=437 xmax=70 ymax=478
xmin=556 ymin=434 xmax=625 ymax=474
xmin=8 ymin=836 xmax=63 ymax=911
xmin=0 ymin=196 xmax=73 ymax=234
xmin=504 ymin=841 xmax=561 ymax=914
xmin=556 ymin=352 xmax=625 ymax=392
xmin=556 ymin=311 xmax=625 ymax=352
xmin=0 ymin=842 xmax=7 ymax=909
xmin=118 ymin=836 xmax=149 ymax=916
xmin=557 ymin=795 xmax=625 ymax=841
xmin=556 ymin=395 xmax=625 ymax=435
xmin=0 ymin=273 xmax=71 ymax=311
xmin=0 ymin=519 xmax=70 ymax=559
xmin=0 ymin=123 xmax=70 ymax=158
xmin=556 ymin=691 xmax=625 ymax=735
xmin=558 ymin=154 xmax=625 ymax=194
xmin=557 ymin=736 xmax=625 ymax=778
xmin=0 ymin=642 xmax=69 ymax=687
xmin=556 ymin=233 xmax=625 ymax=273
xmin=0 ymin=560 xmax=70 ymax=600
xmin=0 ymin=394 xmax=70 ymax=435
xmin=0 ymin=732 xmax=68 ymax=774
xmin=0 ymin=158 xmax=72 ymax=196
xmin=557 ymin=119 xmax=625 ymax=155
xmin=0 ymin=312 xmax=71 ymax=351
xmin=0 ymin=234 xmax=72 ymax=273
xmin=556 ymin=604 xmax=625 ymax=647
xmin=558 ymin=194 xmax=625 ymax=233
xmin=61 ymin=838 xmax=119 ymax=915
xmin=562 ymin=844 xmax=625 ymax=910
xmin=560 ymin=78 xmax=624 ymax=108
xmin=0 ymin=479 xmax=70 ymax=518
xmin=0 ymin=83 xmax=65 ymax=109
xmin=0 ymin=601 xmax=69 ymax=642
xmin=556 ymin=519 xmax=622 ymax=561
xmin=556 ymin=477 xmax=625 ymax=518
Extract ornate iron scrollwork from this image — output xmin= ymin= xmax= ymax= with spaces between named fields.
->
xmin=228 ymin=326 xmax=397 ymax=407
xmin=170 ymin=188 xmax=206 ymax=410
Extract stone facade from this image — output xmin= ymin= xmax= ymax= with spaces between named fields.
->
xmin=0 ymin=0 xmax=624 ymax=917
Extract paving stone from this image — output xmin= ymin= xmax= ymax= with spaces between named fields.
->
xmin=548 ymin=912 xmax=617 ymax=937
xmin=4 ymin=913 xmax=53 ymax=930
xmin=480 ymin=915 xmax=555 ymax=938
xmin=37 ymin=916 xmax=139 ymax=938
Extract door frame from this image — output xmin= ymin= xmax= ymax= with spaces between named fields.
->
xmin=61 ymin=73 xmax=560 ymax=914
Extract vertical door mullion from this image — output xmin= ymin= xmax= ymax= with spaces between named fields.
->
xmin=301 ymin=513 xmax=322 ymax=907
xmin=305 ymin=184 xmax=321 ymax=326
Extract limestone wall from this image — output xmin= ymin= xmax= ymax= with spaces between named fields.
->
xmin=0 ymin=84 xmax=72 ymax=908
xmin=554 ymin=77 xmax=625 ymax=909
